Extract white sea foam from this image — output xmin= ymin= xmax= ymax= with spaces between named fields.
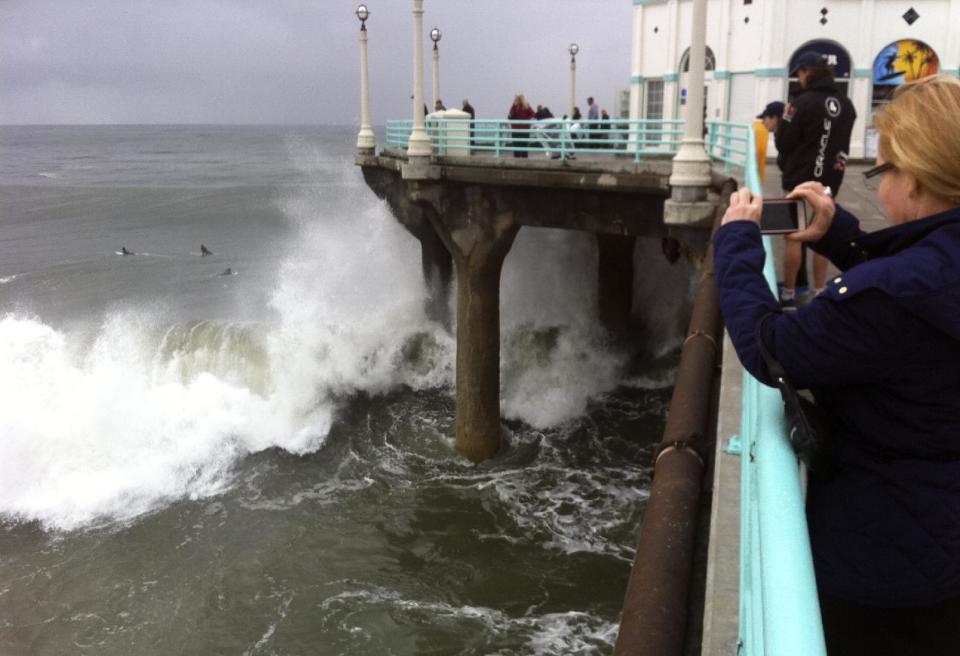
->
xmin=0 ymin=148 xmax=667 ymax=531
xmin=318 ymin=585 xmax=618 ymax=654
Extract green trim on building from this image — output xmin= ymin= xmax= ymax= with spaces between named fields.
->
xmin=755 ymin=67 xmax=787 ymax=78
xmin=714 ymin=70 xmax=732 ymax=80
xmin=663 ymin=73 xmax=678 ymax=82
xmin=630 ymin=75 xmax=646 ymax=84
xmin=853 ymin=68 xmax=872 ymax=78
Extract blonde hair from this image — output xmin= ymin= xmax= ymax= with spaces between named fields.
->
xmin=874 ymin=76 xmax=960 ymax=204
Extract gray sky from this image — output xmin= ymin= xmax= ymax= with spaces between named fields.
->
xmin=0 ymin=0 xmax=633 ymax=126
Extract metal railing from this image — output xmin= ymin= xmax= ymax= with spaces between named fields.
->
xmin=723 ymin=120 xmax=828 ymax=656
xmin=385 ymin=118 xmax=684 ymax=161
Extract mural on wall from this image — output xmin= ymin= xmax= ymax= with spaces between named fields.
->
xmin=873 ymin=40 xmax=939 ymax=85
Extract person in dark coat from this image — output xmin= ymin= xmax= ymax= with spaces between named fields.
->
xmin=714 ymin=76 xmax=960 ymax=655
xmin=462 ymin=99 xmax=476 ymax=148
xmin=776 ymin=52 xmax=857 ymax=305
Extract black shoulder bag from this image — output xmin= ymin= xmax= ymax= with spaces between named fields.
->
xmin=755 ymin=315 xmax=836 ymax=478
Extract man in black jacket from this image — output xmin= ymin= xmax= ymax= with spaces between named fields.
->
xmin=776 ymin=51 xmax=856 ymax=305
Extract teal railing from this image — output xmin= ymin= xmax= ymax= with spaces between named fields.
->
xmin=385 ymin=117 xmax=684 ymax=161
xmin=718 ymin=120 xmax=828 ymax=656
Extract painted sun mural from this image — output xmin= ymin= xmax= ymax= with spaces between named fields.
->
xmin=873 ymin=39 xmax=940 ymax=85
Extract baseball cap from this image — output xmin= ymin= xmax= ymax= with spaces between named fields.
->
xmin=757 ymin=101 xmax=785 ymax=119
xmin=790 ymin=51 xmax=826 ymax=75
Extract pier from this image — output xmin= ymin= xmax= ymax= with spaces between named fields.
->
xmin=351 ymin=2 xmax=823 ymax=655
xmin=354 ymin=0 xmax=720 ymax=462
xmin=357 ymin=142 xmax=722 ymax=461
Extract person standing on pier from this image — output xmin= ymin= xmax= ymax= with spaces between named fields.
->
xmin=508 ymin=94 xmax=535 ymax=158
xmin=715 ymin=76 xmax=960 ymax=656
xmin=462 ymin=99 xmax=475 ymax=147
xmin=775 ymin=52 xmax=856 ymax=307
xmin=587 ymin=96 xmax=599 ymax=145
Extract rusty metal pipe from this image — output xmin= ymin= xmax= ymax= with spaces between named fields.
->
xmin=613 ymin=181 xmax=735 ymax=656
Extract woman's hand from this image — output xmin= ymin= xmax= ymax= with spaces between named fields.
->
xmin=721 ymin=188 xmax=763 ymax=226
xmin=785 ymin=182 xmax=836 ymax=242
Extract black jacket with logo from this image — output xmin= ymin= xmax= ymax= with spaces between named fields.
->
xmin=775 ymin=77 xmax=857 ymax=194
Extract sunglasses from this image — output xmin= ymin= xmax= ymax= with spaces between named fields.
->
xmin=863 ymin=161 xmax=894 ymax=180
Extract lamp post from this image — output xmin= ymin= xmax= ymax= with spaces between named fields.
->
xmin=355 ymin=5 xmax=375 ymax=153
xmin=667 ymin=0 xmax=711 ymax=201
xmin=407 ymin=0 xmax=432 ymax=157
xmin=430 ymin=27 xmax=442 ymax=111
xmin=569 ymin=43 xmax=579 ymax=118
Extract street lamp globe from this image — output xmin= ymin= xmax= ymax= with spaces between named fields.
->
xmin=430 ymin=27 xmax=442 ymax=44
xmin=356 ymin=5 xmax=369 ymax=24
xmin=569 ymin=43 xmax=579 ymax=57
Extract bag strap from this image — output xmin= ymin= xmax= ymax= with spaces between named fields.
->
xmin=755 ymin=312 xmax=788 ymax=385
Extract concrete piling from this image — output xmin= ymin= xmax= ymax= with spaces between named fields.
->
xmin=596 ymin=233 xmax=636 ymax=340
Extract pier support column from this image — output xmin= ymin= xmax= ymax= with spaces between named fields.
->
xmin=430 ymin=205 xmax=519 ymax=462
xmin=418 ymin=221 xmax=453 ymax=328
xmin=596 ymin=234 xmax=636 ymax=340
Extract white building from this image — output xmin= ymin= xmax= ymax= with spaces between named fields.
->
xmin=628 ymin=0 xmax=960 ymax=158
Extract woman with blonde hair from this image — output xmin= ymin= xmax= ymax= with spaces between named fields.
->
xmin=507 ymin=93 xmax=535 ymax=158
xmin=715 ymin=76 xmax=960 ymax=654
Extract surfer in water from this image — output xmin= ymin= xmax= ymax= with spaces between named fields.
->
xmin=119 ymin=246 xmax=134 ymax=256
xmin=200 ymin=244 xmax=212 ymax=256
xmin=219 ymin=267 xmax=233 ymax=276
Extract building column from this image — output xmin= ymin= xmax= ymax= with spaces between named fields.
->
xmin=629 ymin=4 xmax=645 ymax=122
xmin=850 ymin=71 xmax=872 ymax=159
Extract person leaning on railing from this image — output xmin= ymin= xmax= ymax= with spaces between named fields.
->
xmin=713 ymin=76 xmax=960 ymax=656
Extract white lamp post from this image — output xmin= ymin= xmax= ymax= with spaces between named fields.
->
xmin=407 ymin=0 xmax=432 ymax=157
xmin=668 ymin=0 xmax=711 ymax=199
xmin=430 ymin=27 xmax=442 ymax=111
xmin=569 ymin=43 xmax=579 ymax=118
xmin=355 ymin=5 xmax=375 ymax=153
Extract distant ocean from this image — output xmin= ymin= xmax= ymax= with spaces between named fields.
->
xmin=0 ymin=124 xmax=687 ymax=655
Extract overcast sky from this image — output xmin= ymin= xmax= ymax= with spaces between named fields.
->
xmin=0 ymin=0 xmax=633 ymax=126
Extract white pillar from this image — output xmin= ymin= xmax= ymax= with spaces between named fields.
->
xmin=432 ymin=44 xmax=441 ymax=110
xmin=629 ymin=5 xmax=643 ymax=122
xmin=669 ymin=0 xmax=711 ymax=196
xmin=407 ymin=0 xmax=431 ymax=157
xmin=570 ymin=56 xmax=577 ymax=117
xmin=357 ymin=21 xmax=375 ymax=153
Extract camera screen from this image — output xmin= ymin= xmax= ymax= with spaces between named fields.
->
xmin=760 ymin=201 xmax=800 ymax=233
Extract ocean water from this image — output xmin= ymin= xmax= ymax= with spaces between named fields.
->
xmin=0 ymin=125 xmax=691 ymax=655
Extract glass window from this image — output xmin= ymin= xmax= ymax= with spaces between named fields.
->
xmin=646 ymin=80 xmax=664 ymax=119
xmin=645 ymin=80 xmax=664 ymax=144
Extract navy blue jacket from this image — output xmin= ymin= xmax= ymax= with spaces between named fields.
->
xmin=714 ymin=205 xmax=960 ymax=607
